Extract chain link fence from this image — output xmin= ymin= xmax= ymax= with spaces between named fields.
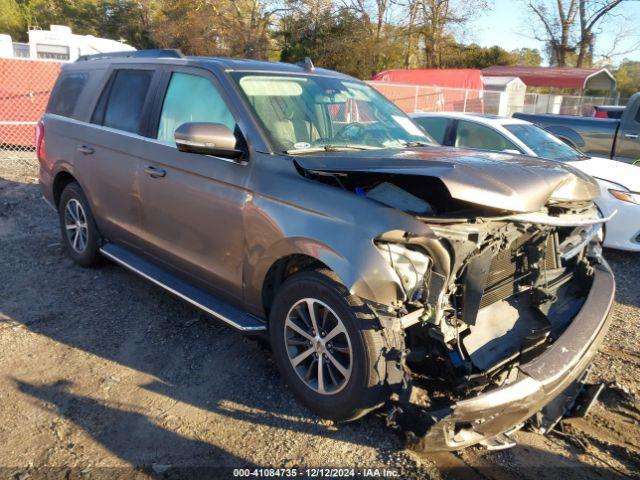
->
xmin=367 ymin=81 xmax=628 ymax=118
xmin=522 ymin=92 xmax=627 ymax=116
xmin=367 ymin=81 xmax=504 ymax=115
xmin=0 ymin=58 xmax=61 ymax=178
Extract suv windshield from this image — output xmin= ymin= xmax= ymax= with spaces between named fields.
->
xmin=232 ymin=72 xmax=434 ymax=153
xmin=504 ymin=123 xmax=587 ymax=161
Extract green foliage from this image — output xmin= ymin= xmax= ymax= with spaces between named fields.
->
xmin=614 ymin=60 xmax=640 ymax=98
xmin=439 ymin=42 xmax=518 ymax=69
xmin=0 ymin=0 xmax=26 ymax=40
xmin=279 ymin=7 xmax=405 ymax=78
xmin=512 ymin=48 xmax=542 ymax=67
xmin=151 ymin=0 xmax=274 ymax=59
xmin=277 ymin=8 xmax=534 ymax=78
xmin=0 ymin=0 xmax=155 ymax=47
xmin=0 ymin=1 xmax=559 ymax=84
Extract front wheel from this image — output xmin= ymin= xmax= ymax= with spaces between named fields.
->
xmin=269 ymin=270 xmax=396 ymax=422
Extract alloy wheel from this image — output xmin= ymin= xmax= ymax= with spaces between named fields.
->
xmin=64 ymin=198 xmax=88 ymax=253
xmin=284 ymin=298 xmax=353 ymax=395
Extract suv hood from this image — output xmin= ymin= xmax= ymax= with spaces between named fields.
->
xmin=295 ymin=147 xmax=600 ymax=213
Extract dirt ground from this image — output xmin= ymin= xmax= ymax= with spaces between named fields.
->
xmin=1 ymin=167 xmax=639 ymax=479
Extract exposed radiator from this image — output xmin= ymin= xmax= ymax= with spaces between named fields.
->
xmin=478 ymin=234 xmax=558 ymax=310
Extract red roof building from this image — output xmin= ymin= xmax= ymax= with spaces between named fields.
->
xmin=482 ymin=66 xmax=616 ymax=91
xmin=371 ymin=69 xmax=484 ymax=90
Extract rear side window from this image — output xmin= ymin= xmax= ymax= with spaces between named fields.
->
xmin=92 ymin=69 xmax=154 ymax=134
xmin=413 ymin=117 xmax=449 ymax=144
xmin=48 ymin=72 xmax=89 ymax=118
xmin=455 ymin=120 xmax=520 ymax=152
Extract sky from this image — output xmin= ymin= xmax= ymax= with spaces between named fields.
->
xmin=472 ymin=0 xmax=640 ymax=65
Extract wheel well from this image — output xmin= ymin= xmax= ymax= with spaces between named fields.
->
xmin=52 ymin=171 xmax=77 ymax=208
xmin=262 ymin=254 xmax=330 ymax=317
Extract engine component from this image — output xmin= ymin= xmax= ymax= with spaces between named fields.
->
xmin=376 ymin=243 xmax=432 ymax=299
xmin=366 ymin=182 xmax=433 ymax=214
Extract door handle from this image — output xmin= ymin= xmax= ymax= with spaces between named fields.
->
xmin=143 ymin=165 xmax=166 ymax=178
xmin=77 ymin=145 xmax=94 ymax=155
xmin=624 ymin=133 xmax=639 ymax=139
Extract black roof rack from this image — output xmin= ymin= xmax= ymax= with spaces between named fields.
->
xmin=76 ymin=49 xmax=184 ymax=62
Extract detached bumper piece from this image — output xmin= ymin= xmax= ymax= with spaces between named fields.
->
xmin=529 ymin=379 xmax=605 ymax=435
xmin=395 ymin=261 xmax=615 ymax=452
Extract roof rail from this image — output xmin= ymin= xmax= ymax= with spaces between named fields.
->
xmin=76 ymin=49 xmax=184 ymax=62
xmin=297 ymin=57 xmax=315 ymax=71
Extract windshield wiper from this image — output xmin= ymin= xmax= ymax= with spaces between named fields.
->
xmin=403 ymin=141 xmax=433 ymax=147
xmin=285 ymin=144 xmax=379 ymax=154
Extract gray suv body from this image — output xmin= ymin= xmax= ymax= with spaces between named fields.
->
xmin=38 ymin=51 xmax=615 ymax=452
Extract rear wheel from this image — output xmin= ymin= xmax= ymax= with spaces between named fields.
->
xmin=269 ymin=269 xmax=396 ymax=422
xmin=58 ymin=182 xmax=102 ymax=267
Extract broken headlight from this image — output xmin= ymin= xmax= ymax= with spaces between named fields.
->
xmin=376 ymin=243 xmax=431 ymax=299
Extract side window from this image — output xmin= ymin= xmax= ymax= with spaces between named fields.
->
xmin=156 ymin=72 xmax=236 ymax=144
xmin=92 ymin=69 xmax=154 ymax=134
xmin=413 ymin=117 xmax=449 ymax=144
xmin=48 ymin=72 xmax=89 ymax=118
xmin=455 ymin=120 xmax=520 ymax=152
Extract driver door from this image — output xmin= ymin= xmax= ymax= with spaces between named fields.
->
xmin=136 ymin=67 xmax=251 ymax=300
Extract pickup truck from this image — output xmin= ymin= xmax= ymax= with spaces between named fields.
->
xmin=514 ymin=92 xmax=640 ymax=165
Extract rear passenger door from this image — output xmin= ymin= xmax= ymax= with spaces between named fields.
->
xmin=136 ymin=67 xmax=250 ymax=301
xmin=75 ymin=66 xmax=160 ymax=248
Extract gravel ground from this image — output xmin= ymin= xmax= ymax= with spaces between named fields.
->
xmin=1 ymin=167 xmax=639 ymax=479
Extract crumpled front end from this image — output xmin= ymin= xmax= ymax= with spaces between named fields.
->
xmin=399 ymin=261 xmax=614 ymax=451
xmin=372 ymin=204 xmax=614 ymax=452
xmin=295 ymin=147 xmax=614 ymax=451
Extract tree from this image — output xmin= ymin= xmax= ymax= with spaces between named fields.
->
xmin=344 ymin=0 xmax=392 ymax=70
xmin=412 ymin=0 xmax=488 ymax=68
xmin=0 ymin=0 xmax=155 ymax=48
xmin=437 ymin=42 xmax=518 ymax=69
xmin=526 ymin=0 xmax=579 ymax=66
xmin=525 ymin=0 xmax=631 ymax=67
xmin=614 ymin=60 xmax=640 ymax=97
xmin=576 ymin=0 xmax=625 ymax=67
xmin=512 ymin=47 xmax=543 ymax=66
xmin=279 ymin=5 xmax=388 ymax=77
xmin=152 ymin=0 xmax=289 ymax=59
xmin=0 ymin=0 xmax=26 ymax=41
xmin=0 ymin=0 xmax=537 ymax=78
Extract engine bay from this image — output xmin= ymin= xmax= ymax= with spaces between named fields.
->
xmin=298 ymin=163 xmax=606 ymax=411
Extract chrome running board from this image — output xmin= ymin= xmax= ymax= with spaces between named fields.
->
xmin=100 ymin=243 xmax=267 ymax=332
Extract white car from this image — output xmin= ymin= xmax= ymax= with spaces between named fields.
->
xmin=410 ymin=112 xmax=640 ymax=252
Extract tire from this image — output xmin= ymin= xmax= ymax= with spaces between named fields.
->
xmin=269 ymin=269 xmax=398 ymax=422
xmin=58 ymin=182 xmax=102 ymax=267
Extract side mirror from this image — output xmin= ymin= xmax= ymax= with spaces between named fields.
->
xmin=174 ymin=122 xmax=243 ymax=159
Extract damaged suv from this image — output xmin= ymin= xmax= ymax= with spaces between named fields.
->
xmin=39 ymin=50 xmax=615 ymax=451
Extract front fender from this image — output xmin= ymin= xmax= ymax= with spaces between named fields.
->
xmin=244 ymin=234 xmax=405 ymax=317
xmin=242 ymin=157 xmax=444 ymax=318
